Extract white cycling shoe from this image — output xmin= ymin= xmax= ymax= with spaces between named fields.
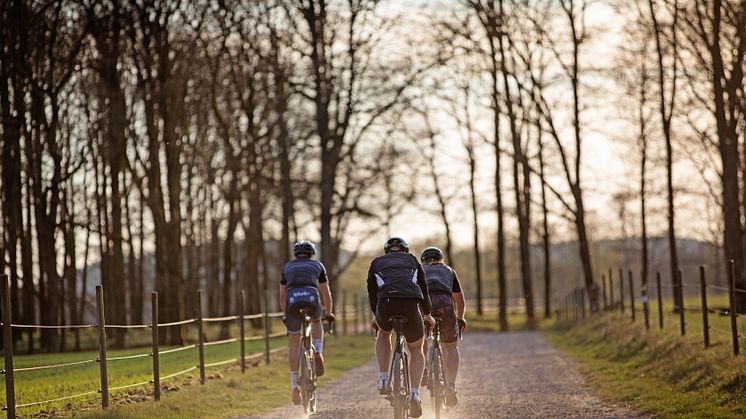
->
xmin=377 ymin=377 xmax=388 ymax=395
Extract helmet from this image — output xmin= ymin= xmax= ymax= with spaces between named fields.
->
xmin=293 ymin=240 xmax=316 ymax=257
xmin=384 ymin=237 xmax=409 ymax=254
xmin=420 ymin=246 xmax=444 ymax=262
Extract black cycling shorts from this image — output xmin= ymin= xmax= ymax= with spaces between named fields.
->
xmin=375 ymin=298 xmax=424 ymax=343
xmin=285 ymin=286 xmax=323 ymax=334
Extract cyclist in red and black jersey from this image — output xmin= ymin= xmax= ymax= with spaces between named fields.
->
xmin=421 ymin=246 xmax=466 ymax=406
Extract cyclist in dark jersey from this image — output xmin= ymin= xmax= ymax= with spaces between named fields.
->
xmin=280 ymin=240 xmax=334 ymax=405
xmin=367 ymin=237 xmax=435 ymax=418
xmin=421 ymin=246 xmax=466 ymax=406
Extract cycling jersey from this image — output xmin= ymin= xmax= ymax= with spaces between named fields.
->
xmin=423 ymin=263 xmax=462 ymax=295
xmin=281 ymin=257 xmax=327 ymax=334
xmin=281 ymin=258 xmax=328 ymax=289
xmin=366 ymin=252 xmax=431 ymax=315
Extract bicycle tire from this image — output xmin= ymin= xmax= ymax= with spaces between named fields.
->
xmin=431 ymin=346 xmax=443 ymax=418
xmin=300 ymin=341 xmax=316 ymax=414
xmin=392 ymin=352 xmax=406 ymax=419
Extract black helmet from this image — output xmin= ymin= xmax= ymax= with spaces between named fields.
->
xmin=420 ymin=246 xmax=444 ymax=262
xmin=293 ymin=240 xmax=316 ymax=257
xmin=384 ymin=237 xmax=409 ymax=254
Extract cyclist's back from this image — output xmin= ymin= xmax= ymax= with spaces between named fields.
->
xmin=420 ymin=246 xmax=466 ymax=407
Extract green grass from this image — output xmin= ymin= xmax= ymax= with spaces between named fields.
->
xmin=81 ymin=334 xmax=374 ymax=418
xmin=4 ymin=332 xmax=288 ymax=417
xmin=546 ymin=300 xmax=746 ymax=419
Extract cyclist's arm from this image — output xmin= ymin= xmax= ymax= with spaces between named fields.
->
xmin=280 ymin=284 xmax=287 ymax=312
xmin=317 ymin=263 xmax=333 ymax=315
xmin=319 ymin=282 xmax=333 ymax=316
xmin=451 ymin=271 xmax=465 ymax=319
xmin=416 ymin=263 xmax=432 ymax=315
xmin=367 ymin=265 xmax=378 ymax=313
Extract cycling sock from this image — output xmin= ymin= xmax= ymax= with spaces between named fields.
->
xmin=313 ymin=338 xmax=323 ymax=354
xmin=410 ymin=388 xmax=420 ymax=400
xmin=290 ymin=371 xmax=299 ymax=389
xmin=379 ymin=372 xmax=389 ymax=381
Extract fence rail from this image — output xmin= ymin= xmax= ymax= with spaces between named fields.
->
xmin=0 ymin=276 xmax=374 ymax=418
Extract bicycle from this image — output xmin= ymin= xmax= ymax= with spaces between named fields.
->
xmin=384 ymin=316 xmax=411 ymax=419
xmin=426 ymin=316 xmax=447 ymax=418
xmin=297 ymin=308 xmax=334 ymax=414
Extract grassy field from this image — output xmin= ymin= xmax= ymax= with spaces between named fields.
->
xmin=546 ymin=295 xmax=746 ymax=418
xmin=4 ymin=333 xmax=288 ymax=417
xmin=80 ymin=334 xmax=374 ymax=418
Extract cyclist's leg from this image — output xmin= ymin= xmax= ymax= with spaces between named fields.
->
xmin=432 ymin=294 xmax=459 ymax=386
xmin=374 ymin=301 xmax=394 ymax=389
xmin=401 ymin=300 xmax=425 ymax=394
xmin=406 ymin=337 xmax=426 ymax=392
xmin=309 ymin=301 xmax=326 ymax=375
xmin=441 ymin=340 xmax=459 ymax=384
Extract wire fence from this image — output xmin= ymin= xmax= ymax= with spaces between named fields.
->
xmin=0 ymin=279 xmax=375 ymax=418
xmin=557 ymin=261 xmax=746 ymax=358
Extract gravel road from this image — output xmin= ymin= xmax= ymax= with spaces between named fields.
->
xmin=244 ymin=331 xmax=639 ymax=419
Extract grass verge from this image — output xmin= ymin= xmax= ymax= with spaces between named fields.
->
xmin=546 ymin=309 xmax=746 ymax=418
xmin=81 ymin=334 xmax=374 ymax=418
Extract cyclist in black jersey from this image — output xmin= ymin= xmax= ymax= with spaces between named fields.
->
xmin=280 ymin=240 xmax=334 ymax=405
xmin=420 ymin=246 xmax=466 ymax=406
xmin=367 ymin=237 xmax=435 ymax=418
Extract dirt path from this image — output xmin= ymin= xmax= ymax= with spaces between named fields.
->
xmin=243 ymin=332 xmax=640 ymax=418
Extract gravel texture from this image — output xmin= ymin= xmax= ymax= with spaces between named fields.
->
xmin=242 ymin=331 xmax=641 ymax=419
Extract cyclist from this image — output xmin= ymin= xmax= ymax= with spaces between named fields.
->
xmin=367 ymin=236 xmax=435 ymax=418
xmin=420 ymin=246 xmax=466 ymax=406
xmin=280 ymin=240 xmax=334 ymax=405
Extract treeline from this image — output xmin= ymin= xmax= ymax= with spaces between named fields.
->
xmin=417 ymin=0 xmax=746 ymax=328
xmin=0 ymin=0 xmax=428 ymax=352
xmin=2 ymin=0 xmax=745 ymax=352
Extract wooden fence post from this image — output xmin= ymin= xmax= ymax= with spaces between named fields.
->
xmin=342 ymin=290 xmax=348 ymax=336
xmin=678 ymin=270 xmax=686 ymax=336
xmin=239 ymin=290 xmax=246 ymax=373
xmin=656 ymin=272 xmax=663 ymax=329
xmin=1 ymin=275 xmax=16 ymax=418
xmin=699 ymin=266 xmax=709 ymax=348
xmin=197 ymin=290 xmax=205 ymax=384
xmin=151 ymin=292 xmax=160 ymax=401
xmin=642 ymin=272 xmax=650 ymax=331
xmin=602 ymin=274 xmax=607 ymax=309
xmin=729 ymin=260 xmax=739 ymax=356
xmin=580 ymin=288 xmax=586 ymax=320
xmin=619 ymin=268 xmax=624 ymax=314
xmin=629 ymin=270 xmax=636 ymax=322
xmin=608 ymin=268 xmax=614 ymax=307
xmin=264 ymin=288 xmax=271 ymax=365
xmin=96 ymin=285 xmax=109 ymax=408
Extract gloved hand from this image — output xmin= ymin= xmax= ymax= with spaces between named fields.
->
xmin=457 ymin=318 xmax=467 ymax=332
xmin=324 ymin=313 xmax=336 ymax=323
xmin=282 ymin=315 xmax=287 ymax=325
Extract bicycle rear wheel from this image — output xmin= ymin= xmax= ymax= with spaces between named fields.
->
xmin=392 ymin=352 xmax=407 ymax=419
xmin=300 ymin=346 xmax=316 ymax=414
xmin=430 ymin=347 xmax=444 ymax=418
